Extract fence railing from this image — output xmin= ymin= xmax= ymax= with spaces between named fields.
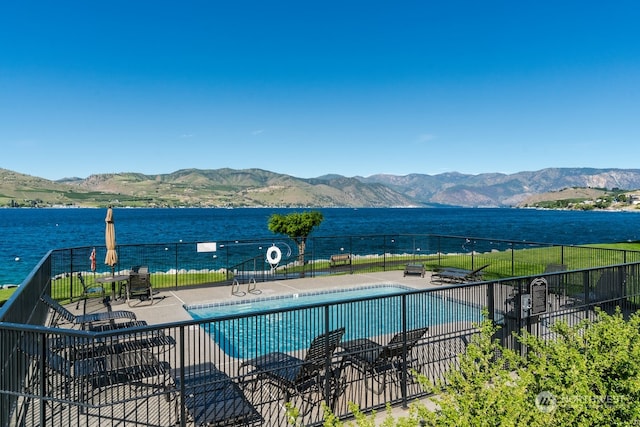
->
xmin=2 ymin=234 xmax=640 ymax=426
xmin=33 ymin=234 xmax=640 ymax=302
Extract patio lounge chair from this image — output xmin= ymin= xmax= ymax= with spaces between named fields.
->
xmin=238 ymin=327 xmax=346 ymax=414
xmin=404 ymin=263 xmax=425 ymax=277
xmin=50 ymin=326 xmax=176 ymax=359
xmin=171 ymin=362 xmax=263 ymax=426
xmin=88 ymin=319 xmax=149 ymax=332
xmin=339 ymin=326 xmax=429 ymax=394
xmin=41 ymin=293 xmax=137 ymax=329
xmin=20 ymin=335 xmax=171 ymax=403
xmin=431 ymin=264 xmax=489 ymax=284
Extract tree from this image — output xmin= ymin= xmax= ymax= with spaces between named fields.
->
xmin=268 ymin=211 xmax=324 ymax=268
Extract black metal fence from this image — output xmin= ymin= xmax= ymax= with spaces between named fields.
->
xmin=42 ymin=234 xmax=640 ymax=302
xmin=2 ymin=235 xmax=640 ymax=426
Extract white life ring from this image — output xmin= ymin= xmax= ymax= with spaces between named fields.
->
xmin=266 ymin=246 xmax=282 ymax=265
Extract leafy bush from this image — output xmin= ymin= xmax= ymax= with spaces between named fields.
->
xmin=314 ymin=308 xmax=640 ymax=426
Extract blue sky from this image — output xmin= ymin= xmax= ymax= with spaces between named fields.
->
xmin=2 ymin=1 xmax=640 ymax=181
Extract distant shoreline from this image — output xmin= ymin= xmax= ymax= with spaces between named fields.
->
xmin=2 ymin=205 xmax=640 ymax=213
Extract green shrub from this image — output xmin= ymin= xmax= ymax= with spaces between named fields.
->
xmin=316 ymin=308 xmax=640 ymax=426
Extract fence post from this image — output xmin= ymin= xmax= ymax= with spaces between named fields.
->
xmin=401 ymin=294 xmax=408 ymax=408
xmin=510 ymin=243 xmax=515 ymax=277
xmin=383 ymin=235 xmax=387 ymax=271
xmin=225 ymin=243 xmax=230 ymax=282
xmin=487 ymin=282 xmax=495 ymax=322
xmin=175 ymin=243 xmax=179 ymax=289
xmin=309 ymin=238 xmax=316 ymax=276
xmin=349 ymin=236 xmax=353 ymax=274
xmin=583 ymin=270 xmax=591 ymax=320
xmin=178 ymin=325 xmax=186 ymax=427
xmin=323 ymin=305 xmax=332 ymax=409
xmin=515 ymin=279 xmax=524 ymax=357
xmin=69 ymin=248 xmax=75 ymax=302
xmin=39 ymin=334 xmax=47 ymax=427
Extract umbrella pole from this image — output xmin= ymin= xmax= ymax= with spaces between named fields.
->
xmin=108 ymin=265 xmax=115 ymax=299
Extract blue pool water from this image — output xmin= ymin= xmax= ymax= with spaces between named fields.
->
xmin=186 ymin=285 xmax=482 ymax=358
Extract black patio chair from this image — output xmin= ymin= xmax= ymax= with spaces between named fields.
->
xmin=49 ymin=326 xmax=176 ymax=359
xmin=41 ymin=293 xmax=137 ymax=329
xmin=238 ymin=327 xmax=346 ymax=414
xmin=340 ymin=326 xmax=429 ymax=394
xmin=171 ymin=363 xmax=263 ymax=426
xmin=20 ymin=335 xmax=171 ymax=405
xmin=75 ymin=272 xmax=107 ymax=310
xmin=127 ymin=266 xmax=157 ymax=306
xmin=431 ymin=264 xmax=489 ymax=284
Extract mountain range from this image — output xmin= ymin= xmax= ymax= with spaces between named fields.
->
xmin=2 ymin=167 xmax=640 ymax=208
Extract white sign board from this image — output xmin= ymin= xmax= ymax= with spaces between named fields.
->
xmin=197 ymin=242 xmax=217 ymax=252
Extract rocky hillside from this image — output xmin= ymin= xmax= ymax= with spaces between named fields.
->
xmin=360 ymin=168 xmax=640 ymax=207
xmin=0 ymin=168 xmax=414 ymax=208
xmin=3 ymin=167 xmax=640 ymax=208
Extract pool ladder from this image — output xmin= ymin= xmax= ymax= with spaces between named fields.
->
xmin=231 ymin=277 xmax=260 ymax=297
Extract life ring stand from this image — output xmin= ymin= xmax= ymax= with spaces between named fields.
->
xmin=266 ymin=246 xmax=282 ymax=265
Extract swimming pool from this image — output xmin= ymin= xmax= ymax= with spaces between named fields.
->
xmin=186 ymin=285 xmax=482 ymax=359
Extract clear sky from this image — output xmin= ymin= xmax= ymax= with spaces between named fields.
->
xmin=2 ymin=1 xmax=640 ymax=181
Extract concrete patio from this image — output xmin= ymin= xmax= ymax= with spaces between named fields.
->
xmin=78 ymin=270 xmax=444 ymax=425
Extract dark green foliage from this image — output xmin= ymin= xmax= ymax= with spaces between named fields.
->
xmin=423 ymin=309 xmax=640 ymax=426
xmin=268 ymin=211 xmax=324 ymax=265
xmin=268 ymin=211 xmax=324 ymax=243
xmin=319 ymin=308 xmax=640 ymax=426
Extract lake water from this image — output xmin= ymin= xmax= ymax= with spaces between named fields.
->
xmin=2 ymin=207 xmax=640 ymax=286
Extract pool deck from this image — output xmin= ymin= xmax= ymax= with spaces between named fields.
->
xmin=86 ymin=270 xmax=443 ymax=424
xmin=112 ymin=270 xmax=443 ymax=327
xmin=53 ymin=269 xmax=600 ymax=425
